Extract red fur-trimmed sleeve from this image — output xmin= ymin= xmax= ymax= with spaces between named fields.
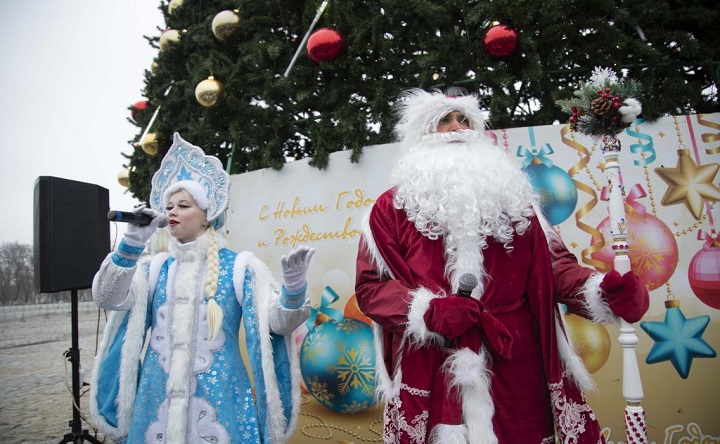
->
xmin=355 ymin=190 xmax=419 ymax=336
xmin=547 ymin=231 xmax=616 ymax=322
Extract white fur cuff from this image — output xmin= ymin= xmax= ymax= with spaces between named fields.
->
xmin=581 ymin=273 xmax=618 ymax=325
xmin=405 ymin=287 xmax=445 ymax=348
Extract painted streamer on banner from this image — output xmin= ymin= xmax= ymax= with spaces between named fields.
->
xmin=697 ymin=114 xmax=720 ymax=155
xmin=561 ymin=125 xmax=609 ymax=272
xmin=625 ymin=119 xmax=656 ymax=166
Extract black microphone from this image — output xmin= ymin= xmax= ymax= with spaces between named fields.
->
xmin=107 ymin=210 xmax=168 ymax=228
xmin=457 ymin=273 xmax=478 ymax=297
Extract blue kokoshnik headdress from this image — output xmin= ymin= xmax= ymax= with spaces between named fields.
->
xmin=150 ymin=133 xmax=230 ymax=223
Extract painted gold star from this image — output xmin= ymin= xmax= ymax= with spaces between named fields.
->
xmin=658 ymin=131 xmax=666 ymax=138
xmin=654 ymin=150 xmax=720 ymax=220
xmin=570 ymin=241 xmax=578 ymax=248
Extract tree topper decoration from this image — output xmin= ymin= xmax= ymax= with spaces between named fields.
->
xmin=558 ymin=67 xmax=642 ymax=136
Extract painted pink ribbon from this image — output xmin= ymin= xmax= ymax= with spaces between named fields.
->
xmin=600 ymin=183 xmax=647 ymax=216
xmin=697 ymin=229 xmax=720 ymax=249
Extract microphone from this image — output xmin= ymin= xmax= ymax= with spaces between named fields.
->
xmin=457 ymin=273 xmax=478 ymax=297
xmin=107 ymin=210 xmax=168 ymax=228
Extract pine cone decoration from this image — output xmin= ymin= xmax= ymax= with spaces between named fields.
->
xmin=591 ymin=97 xmax=612 ymax=115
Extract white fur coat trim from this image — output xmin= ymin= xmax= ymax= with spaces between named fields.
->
xmin=89 ymin=259 xmax=152 ymax=441
xmin=445 ymin=347 xmax=497 ymax=444
xmin=555 ymin=313 xmax=596 ymax=393
xmin=371 ymin=321 xmax=404 ymax=402
xmin=360 ymin=210 xmax=393 ymax=279
xmin=164 ymin=241 xmax=205 ymax=444
xmin=234 ymin=253 xmax=301 ymax=444
xmin=429 ymin=424 xmax=470 ymax=444
xmin=361 ymin=208 xmax=410 ymax=401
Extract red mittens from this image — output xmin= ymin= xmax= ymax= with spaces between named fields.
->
xmin=423 ymin=296 xmax=482 ymax=339
xmin=600 ymin=270 xmax=650 ymax=323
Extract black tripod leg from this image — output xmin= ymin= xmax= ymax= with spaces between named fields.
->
xmin=57 ymin=431 xmax=104 ymax=444
xmin=57 ymin=290 xmax=106 ymax=443
xmin=81 ymin=431 xmax=104 ymax=443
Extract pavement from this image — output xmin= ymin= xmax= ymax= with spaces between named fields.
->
xmin=0 ymin=302 xmax=109 ymax=443
xmin=0 ymin=303 xmax=384 ymax=444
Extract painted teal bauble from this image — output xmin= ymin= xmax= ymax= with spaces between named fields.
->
xmin=300 ymin=317 xmax=376 ymax=413
xmin=523 ymin=162 xmax=578 ymax=225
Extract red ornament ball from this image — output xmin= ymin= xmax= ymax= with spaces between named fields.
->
xmin=483 ymin=24 xmax=518 ymax=58
xmin=688 ymin=245 xmax=720 ymax=309
xmin=306 ymin=28 xmax=346 ymax=63
xmin=130 ymin=100 xmax=149 ymax=121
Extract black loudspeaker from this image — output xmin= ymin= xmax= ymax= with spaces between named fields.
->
xmin=34 ymin=176 xmax=111 ymax=293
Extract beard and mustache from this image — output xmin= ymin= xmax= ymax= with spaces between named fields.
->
xmin=391 ymin=129 xmax=540 ymax=294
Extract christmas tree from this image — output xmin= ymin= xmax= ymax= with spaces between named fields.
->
xmin=125 ymin=0 xmax=719 ymax=201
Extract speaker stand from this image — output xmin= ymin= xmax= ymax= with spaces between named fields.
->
xmin=57 ymin=289 xmax=103 ymax=444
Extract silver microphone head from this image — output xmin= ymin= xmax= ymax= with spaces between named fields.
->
xmin=458 ymin=273 xmax=478 ymax=296
xmin=157 ymin=215 xmax=169 ymax=228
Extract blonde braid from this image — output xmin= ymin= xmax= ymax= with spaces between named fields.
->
xmin=204 ymin=226 xmax=223 ymax=340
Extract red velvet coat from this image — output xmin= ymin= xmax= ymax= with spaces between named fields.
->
xmin=356 ymin=189 xmax=605 ymax=444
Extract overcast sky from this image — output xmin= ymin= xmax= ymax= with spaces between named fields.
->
xmin=0 ymin=1 xmax=163 ymax=245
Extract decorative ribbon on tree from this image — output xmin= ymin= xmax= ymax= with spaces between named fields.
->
xmin=137 ymin=85 xmax=173 ymax=155
xmin=283 ymin=0 xmax=329 ymax=77
xmin=558 ymin=67 xmax=647 ymax=444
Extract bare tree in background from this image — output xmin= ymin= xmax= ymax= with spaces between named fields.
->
xmin=0 ymin=242 xmax=35 ymax=304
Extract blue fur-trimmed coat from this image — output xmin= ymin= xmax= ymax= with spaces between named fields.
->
xmin=89 ymin=235 xmax=307 ymax=444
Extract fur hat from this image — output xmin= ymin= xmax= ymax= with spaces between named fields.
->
xmin=393 ymin=88 xmax=486 ymax=143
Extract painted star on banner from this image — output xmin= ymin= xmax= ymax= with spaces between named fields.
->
xmin=640 ymin=304 xmax=716 ymax=379
xmin=654 ymin=149 xmax=720 ymax=220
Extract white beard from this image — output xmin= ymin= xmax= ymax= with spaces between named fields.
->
xmin=391 ymin=130 xmax=539 ymax=295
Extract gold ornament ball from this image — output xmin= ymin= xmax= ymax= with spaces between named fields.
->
xmin=159 ymin=29 xmax=181 ymax=52
xmin=195 ymin=76 xmax=225 ymax=107
xmin=212 ymin=10 xmax=241 ymax=42
xmin=117 ymin=169 xmax=131 ymax=188
xmin=564 ymin=314 xmax=611 ymax=373
xmin=141 ymin=133 xmax=160 ymax=155
xmin=168 ymin=0 xmax=184 ymax=15
xmin=151 ymin=60 xmax=159 ymax=74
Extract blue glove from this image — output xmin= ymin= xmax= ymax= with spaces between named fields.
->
xmin=281 ymin=246 xmax=315 ymax=293
xmin=122 ymin=205 xmax=165 ymax=247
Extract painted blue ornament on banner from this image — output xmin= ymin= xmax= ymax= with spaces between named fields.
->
xmin=518 ymin=128 xmax=577 ymax=225
xmin=640 ymin=302 xmax=716 ymax=379
xmin=304 ymin=285 xmax=344 ymax=331
xmin=300 ymin=317 xmax=376 ymax=413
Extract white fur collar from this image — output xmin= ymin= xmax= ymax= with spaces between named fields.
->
xmin=169 ymin=232 xmax=210 ymax=260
